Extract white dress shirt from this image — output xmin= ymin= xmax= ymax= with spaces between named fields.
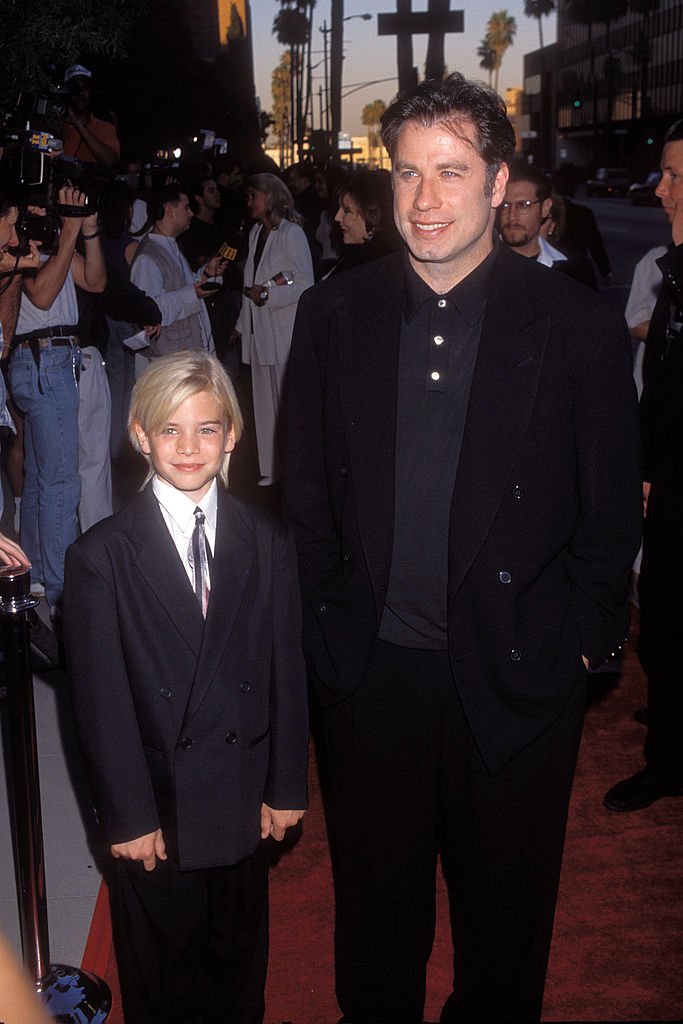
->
xmin=131 ymin=233 xmax=215 ymax=353
xmin=152 ymin=475 xmax=217 ymax=588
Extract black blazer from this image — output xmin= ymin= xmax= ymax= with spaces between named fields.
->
xmin=283 ymin=244 xmax=642 ymax=774
xmin=64 ymin=485 xmax=308 ymax=870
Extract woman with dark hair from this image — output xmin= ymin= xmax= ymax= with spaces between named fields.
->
xmin=325 ymin=168 xmax=402 ymax=278
xmin=233 ymin=172 xmax=314 ymax=486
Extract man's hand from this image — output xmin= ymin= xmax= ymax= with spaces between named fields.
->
xmin=203 ymin=255 xmax=228 ymax=278
xmin=57 ymin=185 xmax=97 ymax=237
xmin=0 ymin=240 xmax=41 ymax=275
xmin=642 ymin=480 xmax=651 ymax=519
xmin=110 ymin=828 xmax=167 ymax=872
xmin=260 ymin=804 xmax=305 ymax=841
xmin=244 ymin=284 xmax=267 ymax=307
xmin=0 ymin=532 xmax=30 ymax=568
xmin=144 ymin=324 xmax=161 ymax=341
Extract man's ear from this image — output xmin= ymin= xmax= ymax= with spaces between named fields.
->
xmin=541 ymin=197 xmax=553 ymax=221
xmin=491 ymin=162 xmax=509 ymax=209
xmin=133 ymin=421 xmax=151 ymax=455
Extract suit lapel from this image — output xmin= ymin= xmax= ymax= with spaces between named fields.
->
xmin=181 ymin=490 xmax=254 ymax=729
xmin=133 ymin=485 xmax=205 ymax=657
xmin=449 ymin=249 xmax=550 ymax=595
xmin=338 ymin=258 xmax=404 ymax=594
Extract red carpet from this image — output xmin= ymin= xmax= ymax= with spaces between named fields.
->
xmin=85 ymin=614 xmax=683 ymax=1021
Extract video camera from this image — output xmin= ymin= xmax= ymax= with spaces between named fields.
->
xmin=0 ymin=88 xmax=107 ymax=255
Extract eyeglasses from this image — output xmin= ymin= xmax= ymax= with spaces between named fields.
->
xmin=499 ymin=199 xmax=542 ymax=215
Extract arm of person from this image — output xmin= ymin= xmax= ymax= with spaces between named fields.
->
xmin=130 ymin=252 xmax=202 ymax=325
xmin=65 ymin=114 xmax=119 ymax=166
xmin=261 ymin=523 xmax=309 ymax=824
xmin=566 ymin=309 xmax=643 ymax=666
xmin=282 ymin=290 xmax=346 ymax=598
xmin=0 ymin=532 xmax=30 ymax=568
xmin=70 ymin=216 xmax=106 ymax=294
xmin=63 ymin=541 xmax=161 ymax=848
xmin=0 ymin=927 xmax=52 ymax=1024
xmin=256 ymin=225 xmax=315 ymax=312
xmin=22 ymin=187 xmax=92 ymax=308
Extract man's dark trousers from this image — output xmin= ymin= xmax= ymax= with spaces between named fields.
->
xmin=324 ymin=641 xmax=585 ymax=1024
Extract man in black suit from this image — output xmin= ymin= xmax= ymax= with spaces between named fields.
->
xmin=604 ymin=118 xmax=683 ymax=813
xmin=283 ymin=74 xmax=641 ymax=1022
xmin=64 ymin=351 xmax=308 ymax=1023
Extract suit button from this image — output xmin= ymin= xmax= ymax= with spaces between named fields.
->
xmin=225 ymin=732 xmax=238 ymax=744
xmin=512 ymin=484 xmax=525 ymax=500
xmin=499 ymin=571 xmax=512 ymax=584
xmin=340 ymin=466 xmax=348 ymax=476
xmin=510 ymin=649 xmax=522 ymax=662
xmin=319 ymin=601 xmax=329 ymax=613
xmin=160 ymin=687 xmax=172 ymax=698
xmin=240 ymin=681 xmax=251 ymax=693
xmin=342 ymin=552 xmax=351 ymax=562
xmin=179 ymin=737 xmax=193 ymax=749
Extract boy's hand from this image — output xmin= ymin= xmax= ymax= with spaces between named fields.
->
xmin=260 ymin=804 xmax=305 ymax=841
xmin=111 ymin=828 xmax=167 ymax=871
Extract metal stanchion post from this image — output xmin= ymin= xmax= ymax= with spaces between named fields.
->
xmin=0 ymin=564 xmax=111 ymax=1022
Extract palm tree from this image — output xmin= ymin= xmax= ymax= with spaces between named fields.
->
xmin=477 ymin=38 xmax=496 ymax=88
xmin=486 ymin=10 xmax=517 ymax=94
xmin=272 ymin=1 xmax=316 ymax=159
xmin=524 ymin=0 xmax=555 ymax=52
xmin=362 ymin=99 xmax=386 ymax=167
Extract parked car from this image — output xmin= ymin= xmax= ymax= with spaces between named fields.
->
xmin=628 ymin=171 xmax=662 ymax=206
xmin=586 ymin=167 xmax=632 ymax=197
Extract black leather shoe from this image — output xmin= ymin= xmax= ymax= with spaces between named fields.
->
xmin=603 ymin=769 xmax=683 ymax=812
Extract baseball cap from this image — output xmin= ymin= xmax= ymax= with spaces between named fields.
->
xmin=64 ymin=64 xmax=92 ymax=83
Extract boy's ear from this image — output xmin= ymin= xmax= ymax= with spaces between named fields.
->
xmin=133 ymin=421 xmax=151 ymax=455
xmin=225 ymin=424 xmax=236 ymax=454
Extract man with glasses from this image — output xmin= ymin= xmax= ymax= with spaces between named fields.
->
xmin=498 ymin=161 xmax=595 ymax=287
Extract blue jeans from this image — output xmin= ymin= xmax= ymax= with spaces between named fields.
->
xmin=9 ymin=343 xmax=81 ymax=609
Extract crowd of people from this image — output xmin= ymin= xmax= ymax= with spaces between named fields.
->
xmin=0 ymin=63 xmax=679 ymax=1024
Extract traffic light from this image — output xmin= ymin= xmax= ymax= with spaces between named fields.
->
xmin=572 ymin=93 xmax=582 ymax=110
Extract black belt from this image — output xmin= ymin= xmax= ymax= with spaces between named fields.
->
xmin=12 ymin=325 xmax=79 ymax=349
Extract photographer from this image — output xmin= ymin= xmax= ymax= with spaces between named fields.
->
xmin=8 ymin=183 xmax=105 ymax=623
xmin=0 ymin=188 xmax=41 ymax=539
xmin=61 ymin=64 xmax=120 ymax=167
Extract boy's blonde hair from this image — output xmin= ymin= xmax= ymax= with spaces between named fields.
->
xmin=128 ymin=351 xmax=243 ymax=488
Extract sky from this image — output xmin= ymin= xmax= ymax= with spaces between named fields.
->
xmin=251 ymin=0 xmax=558 ymax=138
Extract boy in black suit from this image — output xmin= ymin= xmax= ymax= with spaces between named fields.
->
xmin=64 ymin=351 xmax=308 ymax=1023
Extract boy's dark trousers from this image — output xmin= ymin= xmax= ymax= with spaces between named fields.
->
xmin=110 ymin=841 xmax=270 ymax=1024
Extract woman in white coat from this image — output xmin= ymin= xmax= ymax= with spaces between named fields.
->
xmin=234 ymin=173 xmax=314 ymax=486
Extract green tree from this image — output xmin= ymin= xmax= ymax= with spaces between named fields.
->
xmin=361 ymin=99 xmax=386 ymax=167
xmin=0 ymin=0 xmax=142 ymax=109
xmin=523 ymin=0 xmax=555 ymax=52
xmin=486 ymin=10 xmax=517 ymax=94
xmin=477 ymin=37 xmax=497 ymax=87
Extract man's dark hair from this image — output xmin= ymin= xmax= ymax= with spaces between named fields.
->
xmin=189 ymin=175 xmax=215 ymax=213
xmin=665 ymin=117 xmax=683 ymax=143
xmin=380 ymin=72 xmax=516 ymax=195
xmin=0 ymin=169 xmax=20 ymax=219
xmin=507 ymin=161 xmax=552 ymax=203
xmin=147 ymin=185 xmax=187 ymax=224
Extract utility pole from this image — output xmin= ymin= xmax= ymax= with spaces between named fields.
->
xmin=330 ymin=0 xmax=344 ymax=157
